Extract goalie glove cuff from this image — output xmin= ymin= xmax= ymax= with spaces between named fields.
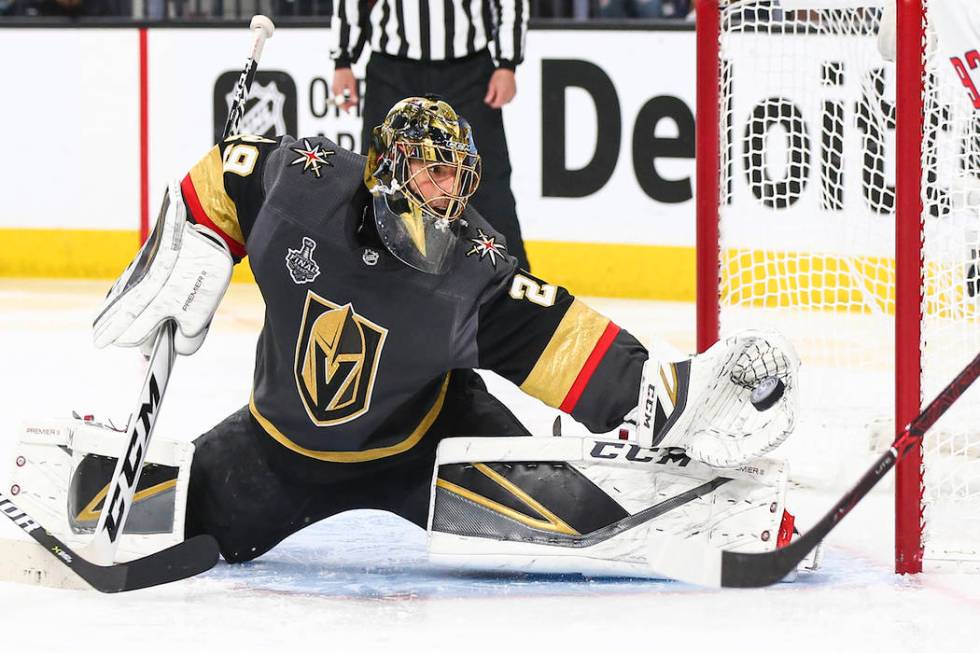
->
xmin=92 ymin=180 xmax=233 ymax=356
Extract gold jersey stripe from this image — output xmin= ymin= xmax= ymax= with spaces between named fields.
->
xmin=249 ymin=373 xmax=451 ymax=463
xmin=519 ymin=299 xmax=611 ymax=408
xmin=187 ymin=146 xmax=245 ymax=247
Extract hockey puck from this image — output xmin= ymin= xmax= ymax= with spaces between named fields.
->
xmin=750 ymin=377 xmax=785 ymax=411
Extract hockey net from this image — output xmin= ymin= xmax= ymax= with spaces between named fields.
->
xmin=696 ymin=0 xmax=980 ymax=572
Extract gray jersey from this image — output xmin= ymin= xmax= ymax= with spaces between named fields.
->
xmin=179 ymin=135 xmax=646 ymax=463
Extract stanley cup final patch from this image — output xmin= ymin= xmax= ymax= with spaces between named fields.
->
xmin=286 ymin=237 xmax=321 ymax=284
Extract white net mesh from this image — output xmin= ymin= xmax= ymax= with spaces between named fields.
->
xmin=919 ymin=0 xmax=980 ymax=565
xmin=714 ymin=0 xmax=980 ymax=568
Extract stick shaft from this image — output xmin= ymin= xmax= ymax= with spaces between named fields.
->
xmin=84 ymin=323 xmax=176 ymax=565
xmin=222 ymin=20 xmax=274 ymax=140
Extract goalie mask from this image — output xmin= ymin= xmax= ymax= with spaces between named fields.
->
xmin=364 ymin=96 xmax=482 ymax=275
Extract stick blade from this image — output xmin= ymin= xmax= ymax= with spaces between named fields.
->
xmin=113 ymin=535 xmax=220 ymax=593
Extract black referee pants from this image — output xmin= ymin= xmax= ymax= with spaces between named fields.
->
xmin=359 ymin=50 xmax=530 ymax=271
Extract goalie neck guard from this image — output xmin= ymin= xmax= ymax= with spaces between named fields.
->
xmin=364 ymin=96 xmax=482 ymax=275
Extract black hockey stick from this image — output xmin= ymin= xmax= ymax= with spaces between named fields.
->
xmin=3 ymin=322 xmax=219 ymax=592
xmin=656 ymin=351 xmax=980 ymax=588
xmin=222 ymin=15 xmax=275 ymax=140
xmin=1 ymin=492 xmax=217 ymax=593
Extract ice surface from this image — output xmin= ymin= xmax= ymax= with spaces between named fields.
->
xmin=0 ymin=280 xmax=977 ymax=652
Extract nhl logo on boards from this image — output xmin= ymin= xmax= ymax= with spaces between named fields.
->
xmin=286 ymin=237 xmax=321 ymax=284
xmin=212 ymin=71 xmax=297 ymax=143
xmin=293 ymin=291 xmax=388 ymax=427
xmin=466 ymin=229 xmax=507 ymax=268
xmin=226 ymin=80 xmax=288 ymax=136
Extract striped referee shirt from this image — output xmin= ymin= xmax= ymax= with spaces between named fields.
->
xmin=330 ymin=0 xmax=529 ymax=70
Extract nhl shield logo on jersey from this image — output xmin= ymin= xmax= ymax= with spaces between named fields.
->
xmin=466 ymin=229 xmax=507 ymax=268
xmin=285 ymin=237 xmax=321 ymax=284
xmin=294 ymin=291 xmax=388 ymax=426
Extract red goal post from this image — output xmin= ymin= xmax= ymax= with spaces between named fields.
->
xmin=695 ymin=0 xmax=980 ymax=574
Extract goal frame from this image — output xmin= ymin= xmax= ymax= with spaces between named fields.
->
xmin=694 ymin=0 xmax=927 ymax=574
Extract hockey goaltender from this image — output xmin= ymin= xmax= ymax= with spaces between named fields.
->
xmin=15 ymin=96 xmax=814 ymax=584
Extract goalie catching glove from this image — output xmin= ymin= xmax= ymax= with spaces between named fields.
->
xmin=626 ymin=330 xmax=800 ymax=468
xmin=92 ymin=180 xmax=233 ymax=356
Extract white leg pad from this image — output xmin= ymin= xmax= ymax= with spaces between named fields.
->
xmin=428 ymin=436 xmax=790 ymax=580
xmin=3 ymin=417 xmax=193 ymax=569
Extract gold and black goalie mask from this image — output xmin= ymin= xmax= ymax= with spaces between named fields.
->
xmin=364 ymin=96 xmax=481 ymax=275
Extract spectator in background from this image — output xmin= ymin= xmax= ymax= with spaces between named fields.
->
xmin=329 ymin=0 xmax=532 ymax=272
xmin=598 ymin=0 xmax=691 ymax=18
xmin=23 ymin=0 xmax=129 ymax=16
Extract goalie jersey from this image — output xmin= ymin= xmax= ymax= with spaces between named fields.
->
xmin=179 ymin=135 xmax=647 ymax=463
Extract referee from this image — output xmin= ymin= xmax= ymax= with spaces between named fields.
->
xmin=329 ymin=0 xmax=531 ymax=271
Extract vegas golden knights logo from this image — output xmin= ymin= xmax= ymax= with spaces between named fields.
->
xmin=294 ymin=291 xmax=388 ymax=426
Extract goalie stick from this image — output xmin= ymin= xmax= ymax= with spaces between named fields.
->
xmin=0 ymin=322 xmax=218 ymax=592
xmin=1 ymin=16 xmax=276 ymax=592
xmin=223 ymin=15 xmax=275 ymax=140
xmin=650 ymin=351 xmax=980 ymax=588
xmin=81 ymin=14 xmax=275 ymax=570
xmin=0 ymin=491 xmax=217 ymax=593
xmin=83 ymin=321 xmax=178 ymax=564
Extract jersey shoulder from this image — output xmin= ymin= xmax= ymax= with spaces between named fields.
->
xmin=454 ymin=205 xmax=519 ymax=279
xmin=266 ymin=135 xmax=366 ymax=184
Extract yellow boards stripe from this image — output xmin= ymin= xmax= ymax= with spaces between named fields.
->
xmin=0 ymin=228 xmax=140 ymax=278
xmin=526 ymin=241 xmax=696 ymax=301
xmin=3 ymin=230 xmax=952 ymax=317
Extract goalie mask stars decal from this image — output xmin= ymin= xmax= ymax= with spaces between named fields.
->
xmin=466 ymin=229 xmax=507 ymax=268
xmin=289 ymin=139 xmax=335 ymax=178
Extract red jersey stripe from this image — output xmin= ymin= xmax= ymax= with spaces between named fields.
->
xmin=180 ymin=175 xmax=248 ymax=259
xmin=559 ymin=322 xmax=621 ymax=414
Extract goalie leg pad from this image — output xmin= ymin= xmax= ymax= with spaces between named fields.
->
xmin=427 ymin=436 xmax=789 ymax=580
xmin=6 ymin=417 xmax=194 ymax=562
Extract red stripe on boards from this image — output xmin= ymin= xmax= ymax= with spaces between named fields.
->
xmin=139 ymin=28 xmax=150 ymax=244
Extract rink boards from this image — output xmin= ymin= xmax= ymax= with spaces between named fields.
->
xmin=0 ymin=24 xmax=908 ymax=302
